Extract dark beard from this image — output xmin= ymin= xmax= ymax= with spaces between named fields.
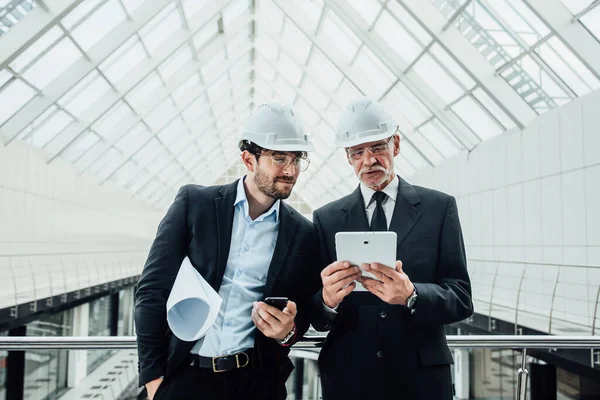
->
xmin=254 ymin=168 xmax=294 ymax=200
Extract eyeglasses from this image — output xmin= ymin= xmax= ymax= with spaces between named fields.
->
xmin=346 ymin=137 xmax=393 ymax=161
xmin=258 ymin=153 xmax=311 ymax=172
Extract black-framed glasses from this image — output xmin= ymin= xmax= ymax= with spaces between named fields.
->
xmin=258 ymin=153 xmax=311 ymax=172
xmin=346 ymin=136 xmax=393 ymax=161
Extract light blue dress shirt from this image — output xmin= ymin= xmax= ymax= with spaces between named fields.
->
xmin=191 ymin=177 xmax=280 ymax=357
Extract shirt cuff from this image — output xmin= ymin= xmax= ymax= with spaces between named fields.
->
xmin=323 ymin=302 xmax=339 ymax=314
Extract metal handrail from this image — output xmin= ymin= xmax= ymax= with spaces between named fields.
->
xmin=0 ymin=335 xmax=599 ymax=350
xmin=1 ymin=335 xmax=598 ymax=400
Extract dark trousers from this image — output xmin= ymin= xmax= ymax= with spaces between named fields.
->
xmin=154 ymin=362 xmax=282 ymax=400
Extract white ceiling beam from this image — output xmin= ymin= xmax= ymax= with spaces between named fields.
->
xmin=321 ymin=0 xmax=480 ymax=150
xmin=0 ymin=0 xmax=85 ymax=69
xmin=399 ymin=0 xmax=537 ymax=129
xmin=44 ymin=17 xmax=253 ymax=163
xmin=523 ymin=0 xmax=600 ymax=78
xmin=3 ymin=0 xmax=239 ymax=145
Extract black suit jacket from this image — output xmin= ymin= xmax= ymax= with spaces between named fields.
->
xmin=311 ymin=178 xmax=473 ymax=400
xmin=135 ymin=180 xmax=321 ymax=389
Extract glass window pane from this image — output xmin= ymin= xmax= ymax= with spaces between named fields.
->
xmin=535 ymin=37 xmax=600 ymax=96
xmin=133 ymin=138 xmax=163 ymax=164
xmin=0 ymin=78 xmax=36 ymax=126
xmin=430 ymin=43 xmax=475 ymax=90
xmin=483 ymin=0 xmax=549 ymax=46
xmin=300 ymin=79 xmax=330 ymax=110
xmin=10 ymin=26 xmax=63 ymax=72
xmin=115 ymin=122 xmax=151 ymax=154
xmin=418 ymin=118 xmax=463 ymax=158
xmin=92 ymin=101 xmax=134 ymax=140
xmin=271 ymin=78 xmax=296 ymax=104
xmin=158 ymin=46 xmax=193 ymax=81
xmin=193 ymin=19 xmax=219 ymax=50
xmin=126 ymin=72 xmax=163 ymax=111
xmin=405 ymin=133 xmax=443 ymax=165
xmin=62 ymin=0 xmax=103 ymax=29
xmin=580 ymin=5 xmax=600 ymax=41
xmin=452 ymin=95 xmax=502 ymax=140
xmin=307 ymin=50 xmax=343 ymax=92
xmin=472 ymin=88 xmax=517 ymax=131
xmin=354 ymin=47 xmax=396 ymax=98
xmin=226 ymin=26 xmax=252 ymax=56
xmin=139 ymin=3 xmax=181 ymax=55
xmin=559 ymin=0 xmax=595 ymax=15
xmin=69 ymin=0 xmax=127 ymax=52
xmin=347 ymin=0 xmax=381 ymax=26
xmin=145 ymin=98 xmax=177 ymax=131
xmin=121 ymin=0 xmax=148 ymax=15
xmin=27 ymin=110 xmax=73 ymax=148
xmin=386 ymin=0 xmax=432 ymax=44
xmin=336 ymin=79 xmax=362 ymax=101
xmin=400 ymin=140 xmax=429 ymax=170
xmin=281 ymin=20 xmax=312 ymax=64
xmin=201 ymin=49 xmax=226 ymax=80
xmin=111 ymin=160 xmax=142 ymax=187
xmin=22 ymin=38 xmax=82 ymax=90
xmin=181 ymin=0 xmax=210 ymax=18
xmin=289 ymin=0 xmax=323 ymax=32
xmin=58 ymin=72 xmax=111 ymax=118
xmin=172 ymin=74 xmax=201 ymax=105
xmin=61 ymin=130 xmax=100 ymax=163
xmin=158 ymin=117 xmax=187 ymax=146
xmin=383 ymin=81 xmax=432 ymax=127
xmin=0 ymin=68 xmax=12 ymax=87
xmin=222 ymin=0 xmax=250 ymax=27
xmin=74 ymin=140 xmax=108 ymax=171
xmin=277 ymin=52 xmax=303 ymax=86
xmin=321 ymin=11 xmax=361 ymax=61
xmin=99 ymin=37 xmax=148 ymax=84
xmin=255 ymin=35 xmax=278 ymax=60
xmin=374 ymin=10 xmax=423 ymax=66
xmin=294 ymin=99 xmax=320 ymax=126
xmin=411 ymin=53 xmax=463 ymax=104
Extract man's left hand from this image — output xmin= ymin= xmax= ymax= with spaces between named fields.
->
xmin=252 ymin=300 xmax=296 ymax=340
xmin=359 ymin=261 xmax=414 ymax=305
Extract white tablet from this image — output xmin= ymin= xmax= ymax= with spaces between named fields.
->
xmin=335 ymin=231 xmax=397 ymax=289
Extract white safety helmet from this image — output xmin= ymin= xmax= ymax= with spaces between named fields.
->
xmin=238 ymin=103 xmax=314 ymax=152
xmin=335 ymin=97 xmax=398 ymax=148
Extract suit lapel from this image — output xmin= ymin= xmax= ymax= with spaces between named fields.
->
xmin=389 ymin=177 xmax=422 ymax=247
xmin=340 ymin=186 xmax=370 ymax=231
xmin=264 ymin=203 xmax=297 ymax=296
xmin=214 ymin=180 xmax=238 ymax=291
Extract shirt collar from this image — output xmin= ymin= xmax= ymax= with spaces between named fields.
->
xmin=360 ymin=175 xmax=399 ymax=208
xmin=235 ymin=176 xmax=280 ymax=222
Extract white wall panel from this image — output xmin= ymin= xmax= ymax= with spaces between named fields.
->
xmin=410 ymin=90 xmax=600 ymax=334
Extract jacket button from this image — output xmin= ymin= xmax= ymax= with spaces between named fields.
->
xmin=376 ymin=350 xmax=383 ymax=359
xmin=379 ymin=311 xmax=387 ymax=319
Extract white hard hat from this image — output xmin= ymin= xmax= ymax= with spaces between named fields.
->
xmin=238 ymin=103 xmax=315 ymax=152
xmin=335 ymin=97 xmax=398 ymax=148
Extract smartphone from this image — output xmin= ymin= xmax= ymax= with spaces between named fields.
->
xmin=264 ymin=297 xmax=288 ymax=311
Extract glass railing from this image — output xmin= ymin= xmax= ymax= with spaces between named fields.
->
xmin=1 ymin=335 xmax=600 ymax=400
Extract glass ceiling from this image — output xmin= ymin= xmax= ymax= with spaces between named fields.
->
xmin=0 ymin=0 xmax=599 ymax=211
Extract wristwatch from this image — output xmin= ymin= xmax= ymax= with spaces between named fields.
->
xmin=277 ymin=325 xmax=296 ymax=345
xmin=406 ymin=288 xmax=418 ymax=314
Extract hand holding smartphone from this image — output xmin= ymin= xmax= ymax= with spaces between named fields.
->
xmin=264 ymin=297 xmax=289 ymax=311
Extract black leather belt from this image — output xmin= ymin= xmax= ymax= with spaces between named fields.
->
xmin=188 ymin=349 xmax=253 ymax=373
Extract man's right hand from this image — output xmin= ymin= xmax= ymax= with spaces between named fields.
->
xmin=145 ymin=377 xmax=164 ymax=400
xmin=321 ymin=261 xmax=361 ymax=309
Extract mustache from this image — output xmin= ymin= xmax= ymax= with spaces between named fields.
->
xmin=358 ymin=165 xmax=389 ymax=177
xmin=275 ymin=177 xmax=296 ymax=183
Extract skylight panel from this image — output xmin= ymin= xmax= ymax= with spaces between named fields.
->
xmin=139 ymin=3 xmax=181 ymax=55
xmin=271 ymin=78 xmax=296 ymax=104
xmin=382 ymin=82 xmax=431 ymax=128
xmin=281 ymin=20 xmax=312 ymax=64
xmin=193 ymin=19 xmax=219 ymax=50
xmin=58 ymin=72 xmax=111 ymax=118
xmin=452 ymin=96 xmax=502 ymax=140
xmin=168 ymin=131 xmax=193 ymax=154
xmin=255 ymin=36 xmax=279 ymax=60
xmin=405 ymin=133 xmax=443 ymax=165
xmin=223 ymin=0 xmax=251 ymax=27
xmin=300 ymin=79 xmax=330 ymax=110
xmin=125 ymin=72 xmax=163 ymax=112
xmin=133 ymin=138 xmax=163 ymax=165
xmin=201 ymin=49 xmax=226 ymax=80
xmin=417 ymin=118 xmax=462 ymax=158
xmin=307 ymin=51 xmax=344 ymax=92
xmin=483 ymin=0 xmax=549 ymax=46
xmin=99 ymin=37 xmax=147 ymax=84
xmin=181 ymin=0 xmax=210 ymax=19
xmin=227 ymin=26 xmax=252 ymax=55
xmin=294 ymin=99 xmax=320 ymax=126
xmin=69 ymin=0 xmax=127 ymax=52
xmin=158 ymin=46 xmax=193 ymax=81
xmin=535 ymin=37 xmax=600 ymax=96
xmin=321 ymin=103 xmax=341 ymax=127
xmin=374 ymin=10 xmax=423 ymax=66
xmin=9 ymin=26 xmax=63 ymax=72
xmin=26 ymin=110 xmax=72 ymax=148
xmin=61 ymin=0 xmax=103 ymax=30
xmin=111 ymin=160 xmax=142 ymax=188
xmin=411 ymin=52 xmax=464 ymax=104
xmin=395 ymin=155 xmax=416 ymax=176
xmin=558 ymin=0 xmax=595 ymax=15
xmin=115 ymin=122 xmax=151 ymax=154
xmin=207 ymin=75 xmax=230 ymax=103
xmin=172 ymin=74 xmax=201 ymax=105
xmin=430 ymin=44 xmax=475 ymax=90
xmin=581 ymin=4 xmax=600 ymax=40
xmin=91 ymin=148 xmax=125 ymax=180
xmin=336 ymin=79 xmax=362 ymax=102
xmin=0 ymin=69 xmax=12 ymax=87
xmin=121 ymin=0 xmax=148 ymax=15
xmin=354 ymin=47 xmax=396 ymax=98
xmin=145 ymin=98 xmax=178 ymax=131
xmin=60 ymin=130 xmax=100 ymax=163
xmin=399 ymin=140 xmax=429 ymax=170
xmin=182 ymin=96 xmax=210 ymax=124
xmin=289 ymin=0 xmax=323 ymax=32
xmin=92 ymin=101 xmax=134 ymax=140
xmin=321 ymin=11 xmax=361 ymax=61
xmin=0 ymin=78 xmax=35 ymax=126
xmin=22 ymin=38 xmax=82 ymax=90
xmin=386 ymin=1 xmax=432 ymax=44
xmin=472 ymin=88 xmax=517 ymax=131
xmin=74 ymin=140 xmax=108 ymax=171
xmin=276 ymin=52 xmax=303 ymax=86
xmin=127 ymin=169 xmax=152 ymax=192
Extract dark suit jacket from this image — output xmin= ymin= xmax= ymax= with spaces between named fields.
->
xmin=311 ymin=178 xmax=473 ymax=400
xmin=135 ymin=180 xmax=321 ymax=391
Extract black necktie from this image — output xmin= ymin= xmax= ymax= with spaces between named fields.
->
xmin=370 ymin=191 xmax=388 ymax=231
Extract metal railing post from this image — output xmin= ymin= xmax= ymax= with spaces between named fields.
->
xmin=516 ymin=348 xmax=529 ymax=400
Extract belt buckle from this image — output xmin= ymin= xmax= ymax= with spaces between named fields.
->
xmin=212 ymin=355 xmax=228 ymax=373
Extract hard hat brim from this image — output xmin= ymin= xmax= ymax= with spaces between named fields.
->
xmin=335 ymin=131 xmax=395 ymax=148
